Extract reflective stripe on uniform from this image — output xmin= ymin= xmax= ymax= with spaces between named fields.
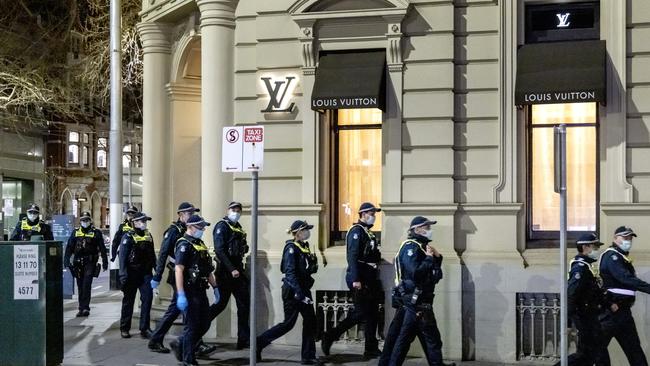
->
xmin=75 ymin=228 xmax=95 ymax=238
xmin=21 ymin=219 xmax=41 ymax=232
xmin=394 ymin=239 xmax=425 ymax=286
xmin=608 ymin=288 xmax=635 ymax=296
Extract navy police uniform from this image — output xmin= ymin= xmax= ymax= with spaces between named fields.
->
xmin=598 ymin=226 xmax=650 ymax=366
xmin=172 ymin=216 xmax=216 ymax=365
xmin=149 ymin=202 xmax=198 ymax=351
xmin=111 ymin=205 xmax=138 ymax=262
xmin=63 ymin=211 xmax=107 ymax=316
xmin=322 ymin=202 xmax=383 ymax=357
xmin=382 ymin=216 xmax=448 ymax=366
xmin=208 ymin=201 xmax=250 ymax=348
xmin=553 ymin=233 xmax=608 ymax=366
xmin=119 ymin=212 xmax=156 ymax=338
xmin=257 ymin=220 xmax=319 ymax=364
xmin=10 ymin=204 xmax=53 ymax=241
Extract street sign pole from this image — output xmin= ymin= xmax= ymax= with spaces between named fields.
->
xmin=554 ymin=124 xmax=567 ymax=366
xmin=250 ymin=170 xmax=258 ymax=366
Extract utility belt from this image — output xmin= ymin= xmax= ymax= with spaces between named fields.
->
xmin=358 ymin=260 xmax=379 ymax=270
xmin=605 ymin=288 xmax=636 ymax=308
xmin=185 ymin=265 xmax=211 ymax=289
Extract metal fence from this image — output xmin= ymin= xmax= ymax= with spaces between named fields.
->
xmin=516 ymin=292 xmax=577 ymax=362
xmin=316 ymin=290 xmax=384 ymax=342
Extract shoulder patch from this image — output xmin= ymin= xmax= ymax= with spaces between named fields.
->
xmin=353 ymin=233 xmax=359 ymax=240
xmin=289 ymin=247 xmax=294 ymax=254
xmin=180 ymin=246 xmax=186 ymax=252
xmin=407 ymin=249 xmax=414 ymax=257
xmin=575 ymin=273 xmax=581 ymax=280
xmin=578 ymin=262 xmax=585 ymax=266
xmin=216 ymin=229 xmax=221 ymax=234
xmin=164 ymin=232 xmax=169 ymax=239
xmin=612 ymin=255 xmax=618 ymax=261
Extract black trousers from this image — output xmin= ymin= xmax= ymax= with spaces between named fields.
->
xmin=150 ymin=283 xmax=180 ymax=344
xmin=75 ymin=262 xmax=96 ymax=311
xmin=598 ymin=306 xmax=648 ymax=366
xmin=551 ymin=312 xmax=608 ymax=366
xmin=379 ymin=306 xmax=407 ymax=366
xmin=179 ymin=287 xmax=211 ymax=364
xmin=257 ymin=286 xmax=316 ymax=361
xmin=388 ymin=306 xmax=443 ymax=366
xmin=208 ymin=274 xmax=250 ymax=345
xmin=120 ymin=273 xmax=153 ymax=332
xmin=323 ymin=286 xmax=380 ymax=352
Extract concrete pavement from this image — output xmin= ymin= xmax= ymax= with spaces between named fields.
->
xmin=63 ymin=290 xmax=510 ymax=366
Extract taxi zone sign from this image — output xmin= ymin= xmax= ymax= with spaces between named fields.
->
xmin=222 ymin=126 xmax=264 ymax=172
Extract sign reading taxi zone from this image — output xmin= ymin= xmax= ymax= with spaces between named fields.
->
xmin=222 ymin=126 xmax=264 ymax=172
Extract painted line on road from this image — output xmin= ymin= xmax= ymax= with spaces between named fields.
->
xmin=93 ymin=286 xmax=103 ymax=290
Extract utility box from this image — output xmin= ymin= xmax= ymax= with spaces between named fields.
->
xmin=0 ymin=241 xmax=63 ymax=366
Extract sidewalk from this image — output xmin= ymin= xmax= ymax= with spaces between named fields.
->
xmin=63 ymin=291 xmax=508 ymax=366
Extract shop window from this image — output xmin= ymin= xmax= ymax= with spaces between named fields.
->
xmin=331 ymin=109 xmax=382 ymax=245
xmin=528 ymin=103 xmax=598 ymax=244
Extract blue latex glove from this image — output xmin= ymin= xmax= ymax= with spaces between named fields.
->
xmin=213 ymin=287 xmax=221 ymax=304
xmin=150 ymin=279 xmax=160 ymax=289
xmin=177 ymin=291 xmax=188 ymax=311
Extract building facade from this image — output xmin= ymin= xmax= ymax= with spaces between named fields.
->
xmin=138 ymin=0 xmax=650 ymax=362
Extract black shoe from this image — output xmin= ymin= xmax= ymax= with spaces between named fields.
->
xmin=75 ymin=310 xmax=84 ymax=317
xmin=82 ymin=310 xmax=90 ymax=317
xmin=301 ymin=359 xmax=322 ymax=365
xmin=321 ymin=334 xmax=333 ymax=356
xmin=195 ymin=342 xmax=217 ymax=358
xmin=363 ymin=349 xmax=381 ymax=360
xmin=120 ymin=331 xmax=131 ymax=339
xmin=442 ymin=362 xmax=456 ymax=366
xmin=169 ymin=340 xmax=182 ymax=362
xmin=148 ymin=341 xmax=170 ymax=353
xmin=256 ymin=347 xmax=263 ymax=362
xmin=236 ymin=341 xmax=250 ymax=350
xmin=140 ymin=329 xmax=153 ymax=339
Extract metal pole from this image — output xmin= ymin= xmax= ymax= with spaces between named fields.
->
xmin=108 ymin=0 xmax=123 ymax=288
xmin=250 ymin=171 xmax=258 ymax=366
xmin=128 ymin=156 xmax=132 ymax=204
xmin=554 ymin=124 xmax=567 ymax=366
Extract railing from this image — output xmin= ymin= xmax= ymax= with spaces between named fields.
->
xmin=516 ymin=293 xmax=577 ymax=362
xmin=316 ymin=290 xmax=384 ymax=343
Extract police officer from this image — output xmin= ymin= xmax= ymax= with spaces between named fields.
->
xmin=383 ymin=216 xmax=454 ymax=366
xmin=119 ymin=211 xmax=156 ymax=339
xmin=111 ymin=205 xmax=138 ymax=262
xmin=63 ymin=211 xmax=108 ymax=317
xmin=208 ymin=201 xmax=250 ymax=349
xmin=257 ymin=220 xmax=320 ymax=365
xmin=148 ymin=202 xmax=200 ymax=353
xmin=551 ymin=233 xmax=608 ymax=366
xmin=598 ymin=226 xmax=650 ymax=366
xmin=169 ymin=215 xmax=219 ymax=366
xmin=10 ymin=203 xmax=53 ymax=241
xmin=322 ymin=202 xmax=382 ymax=359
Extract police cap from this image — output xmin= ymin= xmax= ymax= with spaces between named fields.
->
xmin=358 ymin=202 xmax=381 ymax=214
xmin=409 ymin=216 xmax=437 ymax=230
xmin=575 ymin=233 xmax=602 ymax=247
xmin=614 ymin=226 xmax=637 ymax=237
xmin=80 ymin=211 xmax=92 ymax=221
xmin=177 ymin=202 xmax=200 ymax=213
xmin=126 ymin=205 xmax=139 ymax=214
xmin=132 ymin=212 xmax=152 ymax=222
xmin=228 ymin=201 xmax=243 ymax=210
xmin=187 ymin=215 xmax=210 ymax=229
xmin=27 ymin=203 xmax=40 ymax=213
xmin=288 ymin=220 xmax=313 ymax=234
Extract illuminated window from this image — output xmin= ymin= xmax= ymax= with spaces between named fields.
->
xmin=68 ymin=145 xmax=79 ymax=164
xmin=82 ymin=146 xmax=88 ymax=166
xmin=97 ymin=138 xmax=107 ymax=168
xmin=528 ymin=103 xmax=597 ymax=242
xmin=69 ymin=132 xmax=79 ymax=142
xmin=123 ymin=144 xmax=132 ymax=168
xmin=332 ymin=109 xmax=382 ymax=243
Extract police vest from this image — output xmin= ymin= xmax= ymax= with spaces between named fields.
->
xmin=600 ymin=247 xmax=636 ymax=296
xmin=348 ymin=224 xmax=380 ymax=263
xmin=394 ymin=239 xmax=425 ymax=286
xmin=73 ymin=228 xmax=98 ymax=255
xmin=20 ymin=219 xmax=43 ymax=240
xmin=218 ymin=220 xmax=248 ymax=258
xmin=178 ymin=237 xmax=214 ymax=283
xmin=127 ymin=231 xmax=153 ymax=267
xmin=281 ymin=241 xmax=318 ymax=275
xmin=568 ymin=257 xmax=598 ymax=279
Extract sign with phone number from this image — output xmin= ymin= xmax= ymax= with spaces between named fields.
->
xmin=14 ymin=245 xmax=39 ymax=300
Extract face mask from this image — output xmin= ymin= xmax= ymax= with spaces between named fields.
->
xmin=365 ymin=215 xmax=376 ymax=225
xmin=27 ymin=213 xmax=38 ymax=222
xmin=192 ymin=229 xmax=204 ymax=239
xmin=300 ymin=230 xmax=311 ymax=241
xmin=135 ymin=221 xmax=147 ymax=230
xmin=81 ymin=221 xmax=91 ymax=229
xmin=619 ymin=240 xmax=632 ymax=252
xmin=587 ymin=248 xmax=600 ymax=260
xmin=423 ymin=229 xmax=433 ymax=240
xmin=228 ymin=211 xmax=241 ymax=223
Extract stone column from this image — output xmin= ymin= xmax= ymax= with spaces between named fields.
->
xmin=196 ymin=0 xmax=237 ymax=237
xmin=137 ymin=22 xmax=172 ymax=245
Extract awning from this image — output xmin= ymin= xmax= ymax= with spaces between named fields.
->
xmin=311 ymin=50 xmax=386 ymax=111
xmin=515 ymin=40 xmax=606 ymax=105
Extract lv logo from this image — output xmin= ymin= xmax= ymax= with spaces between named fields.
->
xmin=556 ymin=13 xmax=571 ymax=28
xmin=261 ymin=76 xmax=296 ymax=113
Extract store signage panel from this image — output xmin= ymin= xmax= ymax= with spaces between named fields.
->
xmin=525 ymin=2 xmax=599 ymax=43
xmin=522 ymin=91 xmax=600 ymax=104
xmin=260 ymin=75 xmax=297 ymax=113
xmin=312 ymin=96 xmax=380 ymax=110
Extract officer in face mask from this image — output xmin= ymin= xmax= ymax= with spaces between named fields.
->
xmin=257 ymin=220 xmax=320 ymax=365
xmin=322 ymin=202 xmax=383 ymax=360
xmin=207 ymin=201 xmax=251 ymax=349
xmin=111 ymin=205 xmax=139 ymax=262
xmin=119 ymin=212 xmax=156 ymax=339
xmin=381 ymin=216 xmax=455 ymax=366
xmin=598 ymin=226 xmax=650 ymax=366
xmin=552 ymin=233 xmax=609 ymax=366
xmin=63 ymin=211 xmax=108 ymax=317
xmin=10 ymin=203 xmax=53 ymax=241
xmin=169 ymin=215 xmax=219 ymax=366
xmin=148 ymin=202 xmax=200 ymax=354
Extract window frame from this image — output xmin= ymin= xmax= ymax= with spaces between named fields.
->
xmin=329 ymin=110 xmax=383 ymax=246
xmin=525 ymin=104 xmax=600 ymax=248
